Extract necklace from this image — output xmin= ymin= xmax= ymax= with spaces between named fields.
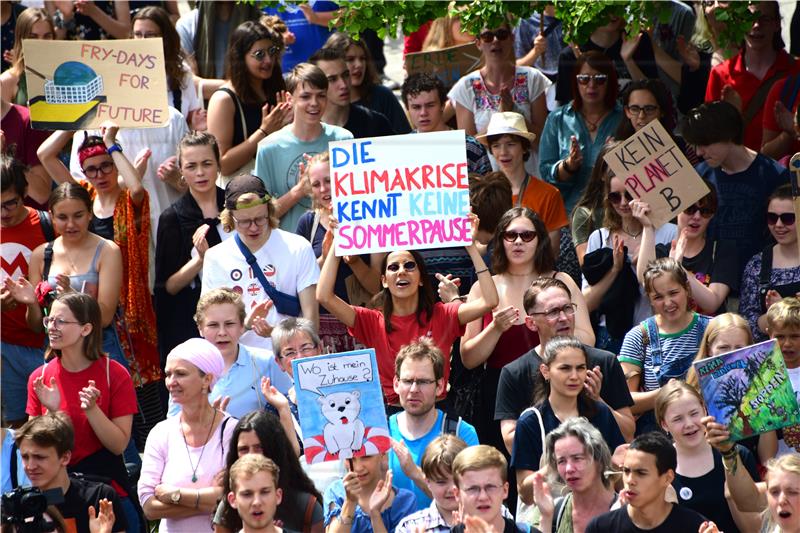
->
xmin=582 ymin=111 xmax=604 ymax=133
xmin=180 ymin=409 xmax=217 ymax=483
xmin=620 ymin=226 xmax=642 ymax=239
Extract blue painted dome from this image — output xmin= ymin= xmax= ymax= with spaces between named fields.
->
xmin=52 ymin=62 xmax=98 ymax=86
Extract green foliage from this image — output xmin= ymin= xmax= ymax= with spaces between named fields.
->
xmin=713 ymin=3 xmax=759 ymax=52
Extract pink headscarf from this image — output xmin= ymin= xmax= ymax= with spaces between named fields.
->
xmin=166 ymin=338 xmax=225 ymax=392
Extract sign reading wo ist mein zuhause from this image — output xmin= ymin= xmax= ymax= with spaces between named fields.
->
xmin=331 ymin=130 xmax=471 ymax=255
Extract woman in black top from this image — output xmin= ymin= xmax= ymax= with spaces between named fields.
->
xmin=155 ymin=132 xmax=225 ymax=361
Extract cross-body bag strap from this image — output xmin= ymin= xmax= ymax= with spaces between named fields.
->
xmin=742 ymin=70 xmax=787 ymax=126
xmin=234 ymin=233 xmax=280 ymax=302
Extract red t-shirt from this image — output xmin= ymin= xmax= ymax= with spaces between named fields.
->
xmin=705 ymin=49 xmax=799 ymax=150
xmin=0 ymin=104 xmax=50 ymax=168
xmin=513 ymin=176 xmax=569 ymax=232
xmin=1 ymin=208 xmax=48 ymax=348
xmin=763 ymin=76 xmax=800 ymax=158
xmin=26 ymin=356 xmax=138 ymax=464
xmin=348 ymin=302 xmax=465 ymax=404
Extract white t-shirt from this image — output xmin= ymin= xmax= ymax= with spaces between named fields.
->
xmin=166 ymin=63 xmax=202 ymax=120
xmin=777 ymin=365 xmax=800 ymax=456
xmin=582 ymin=224 xmax=678 ymax=327
xmin=448 ymin=66 xmax=551 ymax=176
xmin=201 ymin=228 xmax=320 ymax=351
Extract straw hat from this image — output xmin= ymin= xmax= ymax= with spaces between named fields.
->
xmin=475 ymin=111 xmax=536 ymax=146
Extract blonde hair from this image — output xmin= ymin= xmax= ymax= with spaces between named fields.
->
xmin=195 ymin=287 xmax=246 ymax=326
xmin=686 ymin=313 xmax=752 ymax=388
xmin=763 ymin=454 xmax=800 ymax=530
xmin=229 ymin=454 xmax=280 ymax=493
xmin=303 ymin=151 xmax=330 ymax=210
xmin=766 ymin=297 xmax=800 ymax=333
xmin=422 ymin=15 xmax=461 ymax=51
xmin=452 ymin=445 xmax=507 ymax=486
xmin=654 ymin=380 xmax=706 ymax=426
xmin=220 ymin=192 xmax=279 ymax=232
xmin=421 ymin=434 xmax=468 ymax=480
xmin=10 ymin=8 xmax=55 ymax=76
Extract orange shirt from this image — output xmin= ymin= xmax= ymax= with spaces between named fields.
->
xmin=512 ymin=176 xmax=569 ymax=232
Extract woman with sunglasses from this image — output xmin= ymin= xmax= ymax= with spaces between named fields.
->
xmin=636 ymin=184 xmax=738 ymax=316
xmin=581 ymin=164 xmax=677 ymax=352
xmin=317 ymin=215 xmax=498 ymax=410
xmin=539 ymin=51 xmax=622 ymax=212
xmin=207 ymin=21 xmax=292 ymax=179
xmin=449 ymin=22 xmax=550 ymax=176
xmin=740 ymin=184 xmax=800 ymax=341
xmin=461 ymin=207 xmax=592 ymax=448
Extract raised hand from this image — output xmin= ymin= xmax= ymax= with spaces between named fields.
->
xmin=246 ymin=300 xmax=274 ymax=338
xmin=261 ymin=99 xmax=294 ymax=136
xmin=566 ymin=135 xmax=583 ymax=172
xmin=99 ymin=120 xmax=120 ymax=147
xmin=629 ymin=200 xmax=653 ymax=228
xmin=368 ymin=469 xmax=393 ymax=514
xmin=774 ymin=100 xmax=795 ymax=134
xmin=79 ymin=379 xmax=101 ymax=411
xmin=671 ymin=229 xmax=689 ymax=263
xmin=88 ymin=498 xmax=115 ymax=533
xmin=157 ymin=156 xmax=180 ymax=184
xmin=584 ymin=365 xmax=603 ymax=401
xmin=721 ymin=84 xmax=742 ymax=113
xmin=33 ymin=376 xmax=61 ymax=413
xmin=211 ymin=395 xmax=231 ymax=412
xmin=531 ymin=471 xmax=553 ymax=518
xmin=436 ymin=273 xmax=461 ymax=303
xmin=701 ymin=415 xmax=734 ymax=453
xmin=192 ymin=224 xmax=211 ymax=259
xmin=260 ymin=377 xmax=289 ymax=410
xmin=3 ymin=277 xmax=36 ymax=306
xmin=611 ymin=235 xmax=625 ymax=273
xmin=676 ymin=35 xmax=700 ymax=71
xmin=620 ymin=31 xmax=643 ymax=62
xmin=491 ymin=305 xmax=520 ymax=333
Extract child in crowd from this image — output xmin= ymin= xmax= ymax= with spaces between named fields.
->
xmin=766 ymin=297 xmax=800 ymax=456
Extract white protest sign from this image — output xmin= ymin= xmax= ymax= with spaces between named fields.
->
xmin=330 ymin=130 xmax=471 ymax=255
xmin=294 ymin=351 xmax=374 ymax=395
xmin=603 ymin=120 xmax=709 ymax=228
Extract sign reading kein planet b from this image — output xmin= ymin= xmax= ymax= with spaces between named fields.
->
xmin=330 ymin=130 xmax=471 ymax=255
xmin=22 ymin=38 xmax=169 ymax=130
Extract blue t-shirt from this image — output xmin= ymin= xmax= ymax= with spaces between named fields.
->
xmin=324 ymin=479 xmax=417 ymax=533
xmin=262 ymin=1 xmax=338 ymax=71
xmin=255 ymin=123 xmax=353 ymax=232
xmin=1 ymin=429 xmax=30 ymax=493
xmin=695 ymin=153 xmax=788 ymax=280
xmin=388 ymin=410 xmax=479 ymax=510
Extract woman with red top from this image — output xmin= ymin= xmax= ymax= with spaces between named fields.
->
xmin=705 ymin=0 xmax=799 ymax=151
xmin=25 ymin=292 xmax=140 ymax=533
xmin=317 ymin=215 xmax=498 ymax=409
xmin=460 ymin=207 xmax=593 ymax=448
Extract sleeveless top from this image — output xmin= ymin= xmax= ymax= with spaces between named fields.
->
xmin=480 ymin=315 xmax=540 ymax=369
xmin=216 ymin=87 xmax=264 ymax=146
xmin=47 ymin=241 xmax=105 ymax=299
xmin=90 ymin=215 xmax=114 ymax=241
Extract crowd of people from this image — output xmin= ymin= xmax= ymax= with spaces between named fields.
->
xmin=2 ymin=1 xmax=800 ymax=533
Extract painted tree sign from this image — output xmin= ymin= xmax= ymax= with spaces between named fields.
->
xmin=292 ymin=349 xmax=390 ymax=464
xmin=330 ymin=130 xmax=471 ymax=255
xmin=404 ymin=42 xmax=483 ymax=91
xmin=22 ymin=38 xmax=169 ymax=130
xmin=603 ymin=120 xmax=709 ymax=228
xmin=694 ymin=339 xmax=800 ymax=441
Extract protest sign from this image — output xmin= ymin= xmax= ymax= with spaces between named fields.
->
xmin=330 ymin=130 xmax=471 ymax=255
xmin=603 ymin=120 xmax=709 ymax=227
xmin=404 ymin=42 xmax=483 ymax=90
xmin=292 ymin=349 xmax=390 ymax=464
xmin=22 ymin=38 xmax=169 ymax=130
xmin=693 ymin=339 xmax=800 ymax=442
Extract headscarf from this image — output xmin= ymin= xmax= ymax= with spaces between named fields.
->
xmin=166 ymin=338 xmax=225 ymax=392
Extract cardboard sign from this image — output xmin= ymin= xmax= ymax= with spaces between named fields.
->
xmin=292 ymin=349 xmax=390 ymax=464
xmin=694 ymin=339 xmax=800 ymax=442
xmin=603 ymin=121 xmax=709 ymax=227
xmin=22 ymin=38 xmax=169 ymax=130
xmin=330 ymin=130 xmax=471 ymax=255
xmin=404 ymin=42 xmax=483 ymax=91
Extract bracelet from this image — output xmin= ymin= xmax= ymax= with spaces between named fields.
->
xmin=475 ymin=268 xmax=489 ymax=275
xmin=722 ymin=448 xmax=738 ymax=474
xmin=449 ymin=296 xmax=465 ymax=303
xmin=258 ymin=127 xmax=269 ymax=137
xmin=194 ymin=490 xmax=201 ymax=509
xmin=338 ymin=514 xmax=354 ymax=525
xmin=106 ymin=143 xmax=123 ymax=155
xmin=561 ymin=159 xmax=576 ymax=174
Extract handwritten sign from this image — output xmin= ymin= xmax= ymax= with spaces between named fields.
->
xmin=603 ymin=120 xmax=709 ymax=227
xmin=23 ymin=38 xmax=169 ymax=130
xmin=331 ymin=130 xmax=471 ymax=255
xmin=292 ymin=349 xmax=390 ymax=463
xmin=404 ymin=42 xmax=483 ymax=90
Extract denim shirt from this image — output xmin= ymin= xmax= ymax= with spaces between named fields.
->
xmin=539 ymin=101 xmax=623 ymax=212
xmin=324 ymin=479 xmax=417 ymax=533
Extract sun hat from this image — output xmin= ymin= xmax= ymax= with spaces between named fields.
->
xmin=475 ymin=111 xmax=536 ymax=146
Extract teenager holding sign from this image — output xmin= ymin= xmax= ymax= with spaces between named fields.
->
xmin=317 ymin=214 xmax=498 ymax=409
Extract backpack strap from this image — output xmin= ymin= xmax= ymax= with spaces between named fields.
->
xmin=42 ymin=242 xmax=55 ymax=281
xmin=759 ymin=245 xmax=774 ymax=313
xmin=779 ymin=74 xmax=800 ymax=109
xmin=441 ymin=412 xmax=462 ymax=435
xmin=10 ymin=439 xmax=18 ymax=489
xmin=643 ymin=317 xmax=663 ymax=370
xmin=553 ymin=493 xmax=572 ymax=533
xmin=37 ymin=210 xmax=55 ymax=242
xmin=219 ymin=415 xmax=231 ymax=454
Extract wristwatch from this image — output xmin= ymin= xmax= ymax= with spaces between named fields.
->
xmin=171 ymin=490 xmax=182 ymax=504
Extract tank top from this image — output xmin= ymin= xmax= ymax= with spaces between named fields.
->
xmin=216 ymin=87 xmax=264 ymax=146
xmin=480 ymin=314 xmax=540 ymax=369
xmin=47 ymin=241 xmax=105 ymax=299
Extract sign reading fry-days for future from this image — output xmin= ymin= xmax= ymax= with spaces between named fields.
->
xmin=23 ymin=38 xmax=169 ymax=130
xmin=330 ymin=130 xmax=471 ymax=256
xmin=603 ymin=120 xmax=710 ymax=228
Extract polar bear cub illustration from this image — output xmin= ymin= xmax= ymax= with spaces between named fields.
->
xmin=318 ymin=391 xmax=366 ymax=459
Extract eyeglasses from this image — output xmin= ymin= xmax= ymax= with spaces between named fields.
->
xmin=607 ymin=191 xmax=633 ymax=204
xmin=1 ymin=197 xmax=21 ymax=212
xmin=43 ymin=317 xmax=81 ymax=330
xmin=250 ymin=46 xmax=281 ymax=61
xmin=387 ymin=261 xmax=417 ymax=272
xmin=398 ymin=378 xmax=437 ymax=388
xmin=529 ymin=303 xmax=578 ymax=321
xmin=576 ymin=74 xmax=608 ymax=86
xmin=683 ymin=204 xmax=715 ymax=217
xmin=478 ymin=28 xmax=511 ymax=43
xmin=626 ymin=104 xmax=659 ymax=116
xmin=502 ymin=230 xmax=537 ymax=243
xmin=279 ymin=343 xmax=317 ymax=360
xmin=232 ymin=215 xmax=269 ymax=228
xmin=767 ymin=212 xmax=796 ymax=226
xmin=83 ymin=161 xmax=114 ymax=179
xmin=463 ymin=484 xmax=503 ymax=497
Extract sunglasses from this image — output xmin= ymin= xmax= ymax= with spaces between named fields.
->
xmin=683 ymin=204 xmax=715 ymax=217
xmin=479 ymin=28 xmax=511 ymax=43
xmin=576 ymin=74 xmax=608 ymax=86
xmin=250 ymin=46 xmax=281 ymax=61
xmin=387 ymin=261 xmax=417 ymax=272
xmin=766 ymin=212 xmax=797 ymax=226
xmin=607 ymin=191 xmax=633 ymax=204
xmin=502 ymin=230 xmax=537 ymax=243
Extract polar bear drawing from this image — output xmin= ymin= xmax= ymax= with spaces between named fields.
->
xmin=317 ymin=390 xmax=366 ymax=459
